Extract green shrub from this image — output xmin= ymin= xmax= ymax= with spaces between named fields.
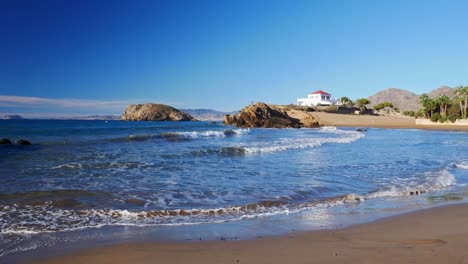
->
xmin=326 ymin=105 xmax=338 ymax=112
xmin=373 ymin=102 xmax=394 ymax=110
xmin=448 ymin=115 xmax=458 ymax=123
xmin=439 ymin=116 xmax=448 ymax=123
xmin=430 ymin=113 xmax=441 ymax=122
xmin=403 ymin=110 xmax=416 ymax=117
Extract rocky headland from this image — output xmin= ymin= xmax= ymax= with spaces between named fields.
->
xmin=223 ymin=102 xmax=319 ymax=128
xmin=121 ymin=104 xmax=196 ymax=121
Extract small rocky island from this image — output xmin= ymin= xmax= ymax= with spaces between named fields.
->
xmin=223 ymin=102 xmax=319 ymax=128
xmin=121 ymin=103 xmax=196 ymax=121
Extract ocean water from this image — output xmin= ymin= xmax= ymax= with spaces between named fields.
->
xmin=1 ymin=120 xmax=468 ymax=259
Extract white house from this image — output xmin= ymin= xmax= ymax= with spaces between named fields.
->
xmin=297 ymin=90 xmax=332 ymax=106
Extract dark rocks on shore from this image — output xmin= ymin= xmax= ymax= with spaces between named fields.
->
xmin=0 ymin=138 xmax=32 ymax=145
xmin=17 ymin=139 xmax=32 ymax=145
xmin=0 ymin=138 xmax=12 ymax=145
xmin=223 ymin=102 xmax=319 ymax=128
xmin=121 ymin=103 xmax=196 ymax=121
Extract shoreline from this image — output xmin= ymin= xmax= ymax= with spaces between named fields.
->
xmin=311 ymin=112 xmax=468 ymax=131
xmin=33 ymin=203 xmax=468 ymax=264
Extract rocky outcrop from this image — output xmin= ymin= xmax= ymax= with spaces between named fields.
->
xmin=0 ymin=138 xmax=12 ymax=145
xmin=0 ymin=138 xmax=32 ymax=145
xmin=223 ymin=103 xmax=319 ymax=128
xmin=17 ymin=139 xmax=32 ymax=145
xmin=121 ymin=104 xmax=196 ymax=121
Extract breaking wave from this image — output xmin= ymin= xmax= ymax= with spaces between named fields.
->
xmin=0 ymin=167 xmax=457 ymax=235
xmin=161 ymin=129 xmax=250 ymax=139
xmin=454 ymin=162 xmax=468 ymax=169
xmin=242 ymin=130 xmax=364 ymax=153
xmin=366 ymin=169 xmax=456 ymax=199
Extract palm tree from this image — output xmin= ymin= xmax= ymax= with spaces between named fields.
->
xmin=419 ymin=94 xmax=431 ymax=118
xmin=436 ymin=94 xmax=450 ymax=117
xmin=426 ymin=99 xmax=438 ymax=118
xmin=455 ymin=85 xmax=468 ymax=119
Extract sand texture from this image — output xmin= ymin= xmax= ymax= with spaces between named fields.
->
xmin=34 ymin=203 xmax=468 ymax=264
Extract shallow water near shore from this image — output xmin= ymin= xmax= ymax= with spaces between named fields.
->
xmin=1 ymin=120 xmax=468 ymax=262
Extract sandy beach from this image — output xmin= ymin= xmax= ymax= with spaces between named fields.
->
xmin=33 ymin=203 xmax=468 ymax=264
xmin=311 ymin=112 xmax=468 ymax=131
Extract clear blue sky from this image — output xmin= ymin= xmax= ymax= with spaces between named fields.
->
xmin=1 ymin=0 xmax=468 ymax=116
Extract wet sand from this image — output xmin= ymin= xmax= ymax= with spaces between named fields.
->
xmin=34 ymin=203 xmax=468 ymax=264
xmin=312 ymin=112 xmax=468 ymax=131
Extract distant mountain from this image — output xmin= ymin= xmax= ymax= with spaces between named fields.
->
xmin=427 ymin=86 xmax=456 ymax=99
xmin=368 ymin=88 xmax=420 ymax=111
xmin=71 ymin=115 xmax=121 ymax=120
xmin=1 ymin=114 xmax=25 ymax=120
xmin=181 ymin=109 xmax=237 ymax=121
xmin=367 ymin=86 xmax=457 ymax=111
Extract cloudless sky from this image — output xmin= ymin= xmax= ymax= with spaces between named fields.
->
xmin=1 ymin=0 xmax=468 ymax=115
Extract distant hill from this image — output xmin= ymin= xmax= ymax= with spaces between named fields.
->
xmin=368 ymin=88 xmax=420 ymax=111
xmin=368 ymin=86 xmax=456 ymax=111
xmin=1 ymin=114 xmax=25 ymax=120
xmin=181 ymin=109 xmax=237 ymax=121
xmin=427 ymin=86 xmax=456 ymax=99
xmin=70 ymin=115 xmax=121 ymax=120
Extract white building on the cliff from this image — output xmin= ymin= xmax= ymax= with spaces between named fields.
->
xmin=297 ymin=90 xmax=332 ymax=106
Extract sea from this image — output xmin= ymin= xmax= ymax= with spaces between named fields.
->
xmin=1 ymin=120 xmax=468 ymax=261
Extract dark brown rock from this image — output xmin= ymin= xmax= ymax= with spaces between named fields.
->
xmin=223 ymin=102 xmax=318 ymax=128
xmin=16 ymin=139 xmax=32 ymax=145
xmin=121 ymin=103 xmax=196 ymax=121
xmin=0 ymin=138 xmax=12 ymax=145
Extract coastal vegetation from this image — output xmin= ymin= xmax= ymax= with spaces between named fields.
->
xmin=373 ymin=102 xmax=394 ymax=111
xmin=418 ymin=85 xmax=468 ymax=123
xmin=355 ymin=98 xmax=371 ymax=111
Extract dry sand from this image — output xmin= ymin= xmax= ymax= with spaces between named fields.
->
xmin=34 ymin=203 xmax=468 ymax=264
xmin=311 ymin=112 xmax=468 ymax=131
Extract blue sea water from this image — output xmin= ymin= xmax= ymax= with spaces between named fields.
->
xmin=1 ymin=120 xmax=468 ymax=259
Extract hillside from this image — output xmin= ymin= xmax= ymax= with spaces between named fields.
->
xmin=181 ymin=109 xmax=237 ymax=121
xmin=427 ymin=86 xmax=456 ymax=99
xmin=368 ymin=88 xmax=420 ymax=111
xmin=368 ymin=86 xmax=456 ymax=111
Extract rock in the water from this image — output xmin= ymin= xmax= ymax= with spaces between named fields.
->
xmin=0 ymin=138 xmax=12 ymax=145
xmin=356 ymin=128 xmax=367 ymax=132
xmin=121 ymin=104 xmax=196 ymax=121
xmin=223 ymin=102 xmax=319 ymax=128
xmin=16 ymin=139 xmax=32 ymax=145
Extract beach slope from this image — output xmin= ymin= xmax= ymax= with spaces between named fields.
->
xmin=35 ymin=203 xmax=468 ymax=264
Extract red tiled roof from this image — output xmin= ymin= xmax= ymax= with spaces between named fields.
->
xmin=310 ymin=90 xmax=330 ymax=95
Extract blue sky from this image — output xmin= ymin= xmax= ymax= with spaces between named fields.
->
xmin=1 ymin=0 xmax=468 ymax=116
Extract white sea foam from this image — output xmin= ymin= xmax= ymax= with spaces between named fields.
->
xmin=0 ymin=167 xmax=458 ymax=236
xmin=50 ymin=163 xmax=83 ymax=169
xmin=454 ymin=162 xmax=468 ymax=169
xmin=173 ymin=129 xmax=250 ymax=138
xmin=243 ymin=129 xmax=364 ymax=153
xmin=366 ymin=169 xmax=456 ymax=199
